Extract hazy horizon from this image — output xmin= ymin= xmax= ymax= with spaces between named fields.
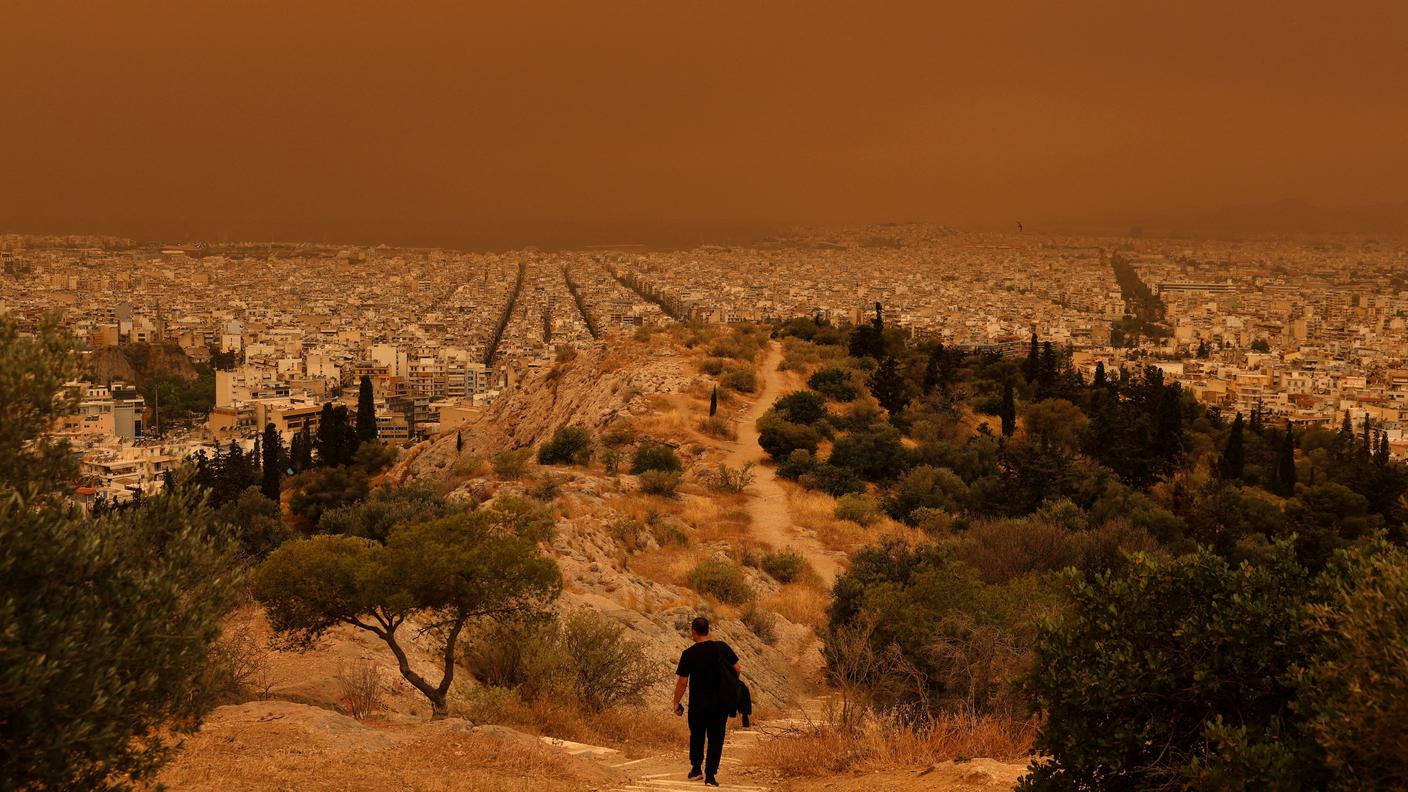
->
xmin=4 ymin=1 xmax=1407 ymax=248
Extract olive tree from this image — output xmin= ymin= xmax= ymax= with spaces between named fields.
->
xmin=253 ymin=508 xmax=562 ymax=717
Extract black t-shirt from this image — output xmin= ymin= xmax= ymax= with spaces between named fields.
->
xmin=675 ymin=640 xmax=739 ymax=715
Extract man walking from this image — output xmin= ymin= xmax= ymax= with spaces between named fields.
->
xmin=672 ymin=616 xmax=740 ymax=787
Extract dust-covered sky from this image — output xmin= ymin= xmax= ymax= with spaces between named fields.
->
xmin=3 ymin=1 xmax=1406 ymax=246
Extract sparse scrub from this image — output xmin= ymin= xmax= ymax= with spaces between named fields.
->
xmin=336 ymin=658 xmax=385 ymax=721
xmin=765 ymin=584 xmax=829 ymax=629
xmin=697 ymin=414 xmax=736 ymax=439
xmin=638 ymin=470 xmax=682 ymax=497
xmin=527 ymin=474 xmax=564 ymax=502
xmin=741 ymin=602 xmax=779 ymax=644
xmin=721 ymin=365 xmax=758 ymax=393
xmin=688 ymin=558 xmax=755 ymax=604
xmin=491 ymin=448 xmax=534 ymax=479
xmin=698 ymin=357 xmax=726 ymax=375
xmin=696 ymin=461 xmax=756 ymax=493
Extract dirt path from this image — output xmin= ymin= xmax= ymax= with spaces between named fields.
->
xmin=725 ymin=342 xmax=843 ymax=585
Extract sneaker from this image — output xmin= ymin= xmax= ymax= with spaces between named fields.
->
xmin=704 ymin=777 xmax=720 ymax=787
xmin=687 ymin=768 xmax=702 ymax=780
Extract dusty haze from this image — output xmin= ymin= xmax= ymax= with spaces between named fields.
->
xmin=3 ymin=0 xmax=1406 ymax=246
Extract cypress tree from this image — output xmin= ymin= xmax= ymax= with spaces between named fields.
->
xmin=355 ymin=374 xmax=377 ymax=444
xmin=1375 ymin=431 xmax=1390 ymax=467
xmin=456 ymin=431 xmax=463 ymax=453
xmin=336 ymin=406 xmax=359 ymax=466
xmin=1024 ymin=330 xmax=1040 ymax=383
xmin=297 ymin=425 xmax=314 ymax=470
xmin=1339 ymin=410 xmax=1355 ymax=456
xmin=923 ymin=344 xmax=945 ymax=393
xmin=1219 ymin=413 xmax=1245 ymax=480
xmin=709 ymin=386 xmax=718 ymax=417
xmin=1038 ymin=341 xmax=1058 ymax=397
xmin=1092 ymin=361 xmax=1106 ymax=390
xmin=261 ymin=422 xmax=283 ymax=500
xmin=1249 ymin=405 xmax=1263 ymax=434
xmin=1276 ymin=424 xmax=1297 ymax=496
xmin=999 ymin=378 xmax=1016 ymax=437
xmin=289 ymin=431 xmax=304 ymax=473
xmin=1362 ymin=414 xmax=1373 ymax=461
xmin=1154 ymin=385 xmax=1184 ymax=468
xmin=315 ymin=402 xmax=339 ymax=467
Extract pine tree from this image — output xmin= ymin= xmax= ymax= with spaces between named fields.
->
xmin=709 ymin=386 xmax=718 ymax=417
xmin=1196 ymin=339 xmax=1209 ymax=358
xmin=1038 ymin=341 xmax=1058 ymax=398
xmin=1024 ymin=330 xmax=1040 ymax=384
xmin=999 ymin=378 xmax=1016 ymax=437
xmin=261 ymin=422 xmax=283 ymax=500
xmin=355 ymin=374 xmax=377 ymax=444
xmin=867 ymin=356 xmax=909 ymax=418
xmin=1154 ymin=385 xmax=1184 ymax=469
xmin=1276 ymin=424 xmax=1297 ymax=496
xmin=1219 ymin=413 xmax=1245 ymax=480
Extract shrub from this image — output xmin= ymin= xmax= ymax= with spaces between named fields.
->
xmin=698 ymin=357 xmax=726 ymax=375
xmin=462 ymin=611 xmax=655 ymax=712
xmin=697 ymin=414 xmax=736 ymax=439
xmin=336 ymin=658 xmax=385 ymax=721
xmin=757 ymin=414 xmax=820 ymax=461
xmin=798 ymin=463 xmax=867 ymax=497
xmin=761 ymin=550 xmax=810 ymax=584
xmin=741 ymin=603 xmax=779 ymax=645
xmin=808 ymin=366 xmax=861 ymax=401
xmin=777 ymin=449 xmax=817 ymax=480
xmin=537 ymin=426 xmax=594 ymax=466
xmin=885 ymin=465 xmax=968 ymax=524
xmin=834 ymin=494 xmax=883 ymax=525
xmin=689 ymin=558 xmax=754 ymax=604
xmin=491 ymin=448 xmax=534 ymax=479
xmin=638 ymin=470 xmax=682 ymax=497
xmin=289 ymin=466 xmax=370 ymax=527
xmin=317 ymin=482 xmax=460 ymax=543
xmin=602 ymin=448 xmax=624 ymax=475
xmin=215 ymin=485 xmax=293 ymax=559
xmin=827 ymin=422 xmax=910 ymax=481
xmin=631 ymin=442 xmax=682 ymax=474
xmin=696 ymin=462 xmax=756 ymax=493
xmin=527 ymin=474 xmax=564 ymax=501
xmin=1019 ymin=545 xmax=1321 ymax=791
xmin=351 ymin=440 xmax=398 ymax=473
xmin=774 ymin=390 xmax=828 ymax=426
xmin=721 ymin=365 xmax=758 ymax=393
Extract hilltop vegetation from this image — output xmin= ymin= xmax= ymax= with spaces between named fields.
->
xmin=765 ymin=309 xmax=1408 ymax=788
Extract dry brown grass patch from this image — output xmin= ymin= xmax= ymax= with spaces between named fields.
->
xmin=755 ymin=712 xmax=1038 ymax=778
xmin=455 ymin=687 xmax=688 ymax=758
xmin=764 ymin=583 xmax=830 ymax=630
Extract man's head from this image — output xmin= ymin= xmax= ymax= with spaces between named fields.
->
xmin=689 ymin=616 xmax=710 ymax=640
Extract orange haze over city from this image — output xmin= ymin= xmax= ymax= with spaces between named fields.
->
xmin=3 ymin=0 xmax=1407 ymax=247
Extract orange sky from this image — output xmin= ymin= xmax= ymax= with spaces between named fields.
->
xmin=2 ymin=1 xmax=1406 ymax=246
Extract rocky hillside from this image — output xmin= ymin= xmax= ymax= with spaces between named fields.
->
xmin=87 ymin=342 xmax=199 ymax=385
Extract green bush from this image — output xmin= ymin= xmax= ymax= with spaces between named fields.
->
xmin=827 ymin=422 xmax=910 ymax=481
xmin=462 ymin=611 xmax=655 ymax=712
xmin=757 ymin=414 xmax=820 ymax=461
xmin=834 ymin=493 xmax=882 ymax=525
xmin=808 ymin=366 xmax=860 ymax=401
xmin=318 ymin=482 xmax=459 ymax=543
xmin=689 ymin=558 xmax=754 ymax=604
xmin=289 ymin=466 xmax=370 ymax=527
xmin=1019 ymin=545 xmax=1321 ymax=791
xmin=773 ymin=390 xmax=828 ymax=426
xmin=761 ymin=550 xmax=810 ymax=583
xmin=721 ymin=365 xmax=758 ymax=393
xmin=631 ymin=442 xmax=683 ymax=474
xmin=638 ymin=470 xmax=682 ymax=497
xmin=537 ymin=426 xmax=594 ymax=466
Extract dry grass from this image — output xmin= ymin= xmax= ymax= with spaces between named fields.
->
xmin=764 ymin=583 xmax=830 ymax=630
xmin=454 ymin=686 xmax=688 ymax=758
xmin=785 ymin=485 xmax=924 ymax=555
xmin=754 ymin=711 xmax=1038 ymax=778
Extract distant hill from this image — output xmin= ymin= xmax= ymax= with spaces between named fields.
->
xmin=1067 ymin=199 xmax=1408 ymax=237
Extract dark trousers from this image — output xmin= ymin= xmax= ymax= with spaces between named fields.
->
xmin=688 ymin=712 xmax=728 ymax=777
